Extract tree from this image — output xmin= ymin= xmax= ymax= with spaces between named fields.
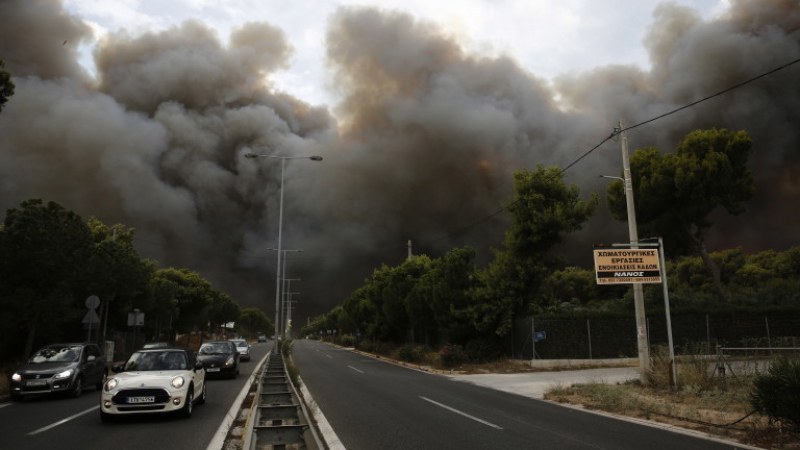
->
xmin=83 ymin=219 xmax=152 ymax=342
xmin=153 ymin=268 xmax=215 ymax=334
xmin=0 ymin=59 xmax=14 ymax=113
xmin=208 ymin=291 xmax=240 ymax=332
xmin=411 ymin=247 xmax=479 ymax=345
xmin=238 ymin=307 xmax=273 ymax=337
xmin=473 ymin=166 xmax=597 ymax=340
xmin=0 ymin=199 xmax=93 ymax=359
xmin=607 ymin=129 xmax=755 ymax=303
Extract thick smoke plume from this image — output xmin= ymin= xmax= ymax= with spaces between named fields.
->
xmin=1 ymin=0 xmax=798 ymax=324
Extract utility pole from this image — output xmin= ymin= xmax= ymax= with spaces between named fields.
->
xmin=618 ymin=120 xmax=651 ymax=374
xmin=407 ymin=239 xmax=412 ymax=260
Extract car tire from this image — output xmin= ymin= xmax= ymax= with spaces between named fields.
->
xmin=197 ymin=383 xmax=207 ymax=405
xmin=180 ymin=387 xmax=194 ymax=418
xmin=70 ymin=376 xmax=84 ymax=398
xmin=100 ymin=411 xmax=115 ymax=423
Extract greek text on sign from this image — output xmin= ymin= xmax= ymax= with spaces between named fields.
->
xmin=593 ymin=248 xmax=662 ymax=284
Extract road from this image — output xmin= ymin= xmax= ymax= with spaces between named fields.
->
xmin=292 ymin=339 xmax=750 ymax=450
xmin=0 ymin=341 xmax=271 ymax=450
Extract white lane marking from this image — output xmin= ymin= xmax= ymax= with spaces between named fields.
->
xmin=348 ymin=365 xmax=364 ymax=374
xmin=0 ymin=403 xmax=11 ymax=409
xmin=325 ymin=354 xmax=333 ymax=359
xmin=28 ymin=405 xmax=100 ymax=435
xmin=419 ymin=396 xmax=503 ymax=430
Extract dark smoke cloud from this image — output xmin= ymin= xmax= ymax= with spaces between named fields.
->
xmin=1 ymin=0 xmax=798 ymax=324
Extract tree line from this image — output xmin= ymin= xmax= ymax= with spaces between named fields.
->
xmin=0 ymin=199 xmax=273 ymax=363
xmin=301 ymin=128 xmax=800 ymax=359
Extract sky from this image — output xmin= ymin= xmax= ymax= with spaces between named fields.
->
xmin=1 ymin=0 xmax=799 ymax=328
xmin=61 ymin=0 xmax=729 ymax=107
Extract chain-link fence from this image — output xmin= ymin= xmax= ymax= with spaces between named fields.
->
xmin=512 ymin=311 xmax=800 ymax=360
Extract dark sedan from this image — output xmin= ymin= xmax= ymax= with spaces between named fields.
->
xmin=10 ymin=342 xmax=108 ymax=400
xmin=196 ymin=341 xmax=239 ymax=378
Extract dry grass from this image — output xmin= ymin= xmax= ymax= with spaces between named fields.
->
xmin=544 ymin=355 xmax=800 ymax=450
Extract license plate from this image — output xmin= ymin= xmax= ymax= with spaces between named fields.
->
xmin=127 ymin=396 xmax=155 ymax=404
xmin=27 ymin=379 xmax=48 ymax=387
xmin=207 ymin=368 xmax=220 ymax=372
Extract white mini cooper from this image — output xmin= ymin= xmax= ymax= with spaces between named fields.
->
xmin=100 ymin=348 xmax=206 ymax=422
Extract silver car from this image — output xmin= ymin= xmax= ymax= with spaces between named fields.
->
xmin=10 ymin=343 xmax=107 ymax=400
xmin=229 ymin=339 xmax=250 ymax=362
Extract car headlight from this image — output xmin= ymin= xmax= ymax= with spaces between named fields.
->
xmin=11 ymin=373 xmax=21 ymax=382
xmin=104 ymin=378 xmax=118 ymax=392
xmin=54 ymin=368 xmax=74 ymax=379
xmin=171 ymin=376 xmax=185 ymax=388
xmin=225 ymin=356 xmax=235 ymax=367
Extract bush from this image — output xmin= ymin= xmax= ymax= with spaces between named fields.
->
xmin=397 ymin=344 xmax=427 ymax=363
xmin=750 ymin=357 xmax=800 ymax=430
xmin=439 ymin=344 xmax=467 ymax=368
xmin=281 ymin=338 xmax=293 ymax=357
xmin=339 ymin=335 xmax=356 ymax=347
xmin=465 ymin=338 xmax=501 ymax=363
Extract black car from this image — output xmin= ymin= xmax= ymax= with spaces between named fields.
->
xmin=10 ymin=343 xmax=108 ymax=400
xmin=196 ymin=341 xmax=239 ymax=378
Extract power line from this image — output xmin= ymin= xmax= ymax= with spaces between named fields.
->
xmin=423 ymin=56 xmax=800 ymax=246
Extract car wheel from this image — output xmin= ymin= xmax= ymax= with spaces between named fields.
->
xmin=180 ymin=387 xmax=194 ymax=418
xmin=100 ymin=411 xmax=115 ymax=423
xmin=197 ymin=383 xmax=207 ymax=405
xmin=96 ymin=369 xmax=108 ymax=390
xmin=70 ymin=376 xmax=84 ymax=398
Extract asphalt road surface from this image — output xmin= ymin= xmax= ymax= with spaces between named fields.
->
xmin=291 ymin=339 xmax=750 ymax=450
xmin=0 ymin=341 xmax=271 ymax=450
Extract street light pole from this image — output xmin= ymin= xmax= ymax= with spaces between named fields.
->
xmin=267 ymin=247 xmax=303 ymax=336
xmin=246 ymin=152 xmax=321 ymax=341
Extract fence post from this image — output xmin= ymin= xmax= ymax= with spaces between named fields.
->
xmin=765 ymin=317 xmax=772 ymax=354
xmin=587 ymin=319 xmax=592 ymax=360
xmin=531 ymin=316 xmax=536 ymax=362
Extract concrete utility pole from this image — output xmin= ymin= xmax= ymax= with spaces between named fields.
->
xmin=618 ymin=120 xmax=651 ymax=374
xmin=407 ymin=239 xmax=412 ymax=260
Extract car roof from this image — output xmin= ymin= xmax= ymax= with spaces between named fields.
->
xmin=135 ymin=347 xmax=190 ymax=353
xmin=202 ymin=340 xmax=234 ymax=344
xmin=43 ymin=343 xmax=90 ymax=348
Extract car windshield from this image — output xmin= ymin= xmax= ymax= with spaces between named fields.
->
xmin=199 ymin=343 xmax=231 ymax=355
xmin=232 ymin=340 xmax=247 ymax=348
xmin=124 ymin=351 xmax=188 ymax=371
xmin=29 ymin=346 xmax=81 ymax=363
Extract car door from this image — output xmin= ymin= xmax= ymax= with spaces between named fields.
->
xmin=188 ymin=351 xmax=205 ymax=393
xmin=83 ymin=345 xmax=103 ymax=384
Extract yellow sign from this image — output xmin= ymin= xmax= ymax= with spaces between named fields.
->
xmin=593 ymin=248 xmax=662 ymax=284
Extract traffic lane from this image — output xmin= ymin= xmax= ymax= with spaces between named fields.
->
xmin=293 ymin=340 xmax=747 ymax=450
xmin=0 ymin=341 xmax=269 ymax=450
xmin=294 ymin=340 xmax=501 ymax=449
xmin=0 ymin=385 xmax=102 ymax=438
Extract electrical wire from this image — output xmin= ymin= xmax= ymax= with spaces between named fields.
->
xmin=421 ymin=56 xmax=800 ymax=248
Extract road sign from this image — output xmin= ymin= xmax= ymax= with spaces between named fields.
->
xmin=86 ymin=295 xmax=100 ymax=309
xmin=82 ymin=309 xmax=101 ymax=325
xmin=593 ymin=248 xmax=662 ymax=284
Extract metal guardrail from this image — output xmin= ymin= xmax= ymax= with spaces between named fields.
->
xmin=242 ymin=343 xmax=323 ymax=450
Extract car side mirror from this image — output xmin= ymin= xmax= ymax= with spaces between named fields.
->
xmin=111 ymin=364 xmax=124 ymax=373
xmin=194 ymin=361 xmax=204 ymax=371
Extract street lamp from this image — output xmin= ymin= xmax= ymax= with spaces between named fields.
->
xmin=246 ymin=152 xmax=322 ymax=340
xmin=267 ymin=247 xmax=303 ymax=336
